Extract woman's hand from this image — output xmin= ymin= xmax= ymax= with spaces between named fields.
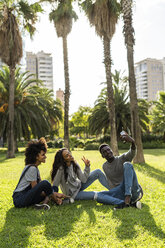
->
xmin=52 ymin=192 xmax=69 ymax=205
xmin=82 ymin=156 xmax=90 ymax=167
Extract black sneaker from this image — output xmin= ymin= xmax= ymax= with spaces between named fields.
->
xmin=114 ymin=203 xmax=130 ymax=210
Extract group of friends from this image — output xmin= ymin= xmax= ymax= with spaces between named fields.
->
xmin=12 ymin=132 xmax=143 ymax=210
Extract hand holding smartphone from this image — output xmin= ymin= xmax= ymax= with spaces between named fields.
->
xmin=120 ymin=131 xmax=127 ymax=143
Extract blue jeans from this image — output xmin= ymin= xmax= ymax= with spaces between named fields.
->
xmin=96 ymin=162 xmax=141 ymax=205
xmin=75 ymin=169 xmax=110 ymax=200
xmin=13 ymin=180 xmax=53 ymax=208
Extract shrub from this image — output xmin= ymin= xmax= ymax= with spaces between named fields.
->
xmin=84 ymin=143 xmax=100 ymax=150
xmin=47 ymin=141 xmax=54 ymax=148
xmin=54 ymin=139 xmax=63 ymax=148
xmin=142 ymin=133 xmax=163 ymax=142
xmin=142 ymin=141 xmax=165 ymax=149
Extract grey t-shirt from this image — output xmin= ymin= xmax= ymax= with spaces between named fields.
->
xmin=102 ymin=148 xmax=136 ymax=189
xmin=14 ymin=165 xmax=40 ymax=193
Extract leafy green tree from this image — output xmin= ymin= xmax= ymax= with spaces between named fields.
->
xmin=121 ymin=0 xmax=145 ymax=163
xmin=89 ymin=71 xmax=130 ymax=138
xmin=70 ymin=106 xmax=92 ymax=138
xmin=138 ymin=99 xmax=150 ymax=133
xmin=88 ymin=70 xmax=150 ymax=138
xmin=151 ymin=92 xmax=165 ymax=141
xmin=0 ymin=66 xmax=63 ymax=149
xmin=80 ymin=0 xmax=121 ymax=155
xmin=0 ymin=0 xmax=43 ymax=157
xmin=49 ymin=0 xmax=78 ymax=149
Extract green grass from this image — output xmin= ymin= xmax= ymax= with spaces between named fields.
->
xmin=0 ymin=148 xmax=165 ymax=248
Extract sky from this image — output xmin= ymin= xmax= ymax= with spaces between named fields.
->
xmin=25 ymin=0 xmax=165 ymax=115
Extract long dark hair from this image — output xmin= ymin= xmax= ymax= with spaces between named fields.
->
xmin=51 ymin=148 xmax=78 ymax=182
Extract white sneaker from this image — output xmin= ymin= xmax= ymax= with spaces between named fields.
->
xmin=135 ymin=201 xmax=142 ymax=209
xmin=35 ymin=203 xmax=50 ymax=210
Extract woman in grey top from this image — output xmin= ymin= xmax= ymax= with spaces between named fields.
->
xmin=51 ymin=148 xmax=110 ymax=202
xmin=12 ymin=138 xmax=66 ymax=210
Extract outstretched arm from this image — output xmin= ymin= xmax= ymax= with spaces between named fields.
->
xmin=120 ymin=131 xmax=136 ymax=150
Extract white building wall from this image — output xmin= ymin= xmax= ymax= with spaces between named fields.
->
xmin=26 ymin=51 xmax=54 ymax=94
xmin=135 ymin=58 xmax=164 ymax=101
xmin=36 ymin=51 xmax=54 ymax=93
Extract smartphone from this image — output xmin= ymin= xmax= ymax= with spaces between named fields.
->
xmin=120 ymin=131 xmax=126 ymax=143
xmin=120 ymin=131 xmax=126 ymax=136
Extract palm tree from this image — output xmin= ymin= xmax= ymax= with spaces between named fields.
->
xmin=0 ymin=66 xmax=63 ymax=149
xmin=0 ymin=0 xmax=43 ymax=158
xmin=88 ymin=70 xmax=149 ymax=139
xmin=49 ymin=0 xmax=78 ymax=149
xmin=121 ymin=0 xmax=145 ymax=163
xmin=80 ymin=0 xmax=120 ymax=155
xmin=89 ymin=71 xmax=130 ymax=137
xmin=151 ymin=92 xmax=165 ymax=141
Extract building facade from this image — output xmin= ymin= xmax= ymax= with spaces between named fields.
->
xmin=135 ymin=58 xmax=164 ymax=101
xmin=26 ymin=51 xmax=54 ymax=93
xmin=56 ymin=88 xmax=64 ymax=107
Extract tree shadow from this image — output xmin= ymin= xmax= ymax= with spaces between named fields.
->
xmin=0 ymin=207 xmax=43 ymax=248
xmin=111 ymin=203 xmax=165 ymax=241
xmin=135 ymin=163 xmax=165 ymax=185
xmin=44 ymin=200 xmax=97 ymax=240
xmin=0 ymin=201 xmax=97 ymax=247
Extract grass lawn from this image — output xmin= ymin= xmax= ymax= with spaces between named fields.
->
xmin=0 ymin=148 xmax=165 ymax=248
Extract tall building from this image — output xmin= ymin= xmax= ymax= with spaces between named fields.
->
xmin=26 ymin=51 xmax=54 ymax=93
xmin=135 ymin=58 xmax=164 ymax=101
xmin=26 ymin=52 xmax=37 ymax=76
xmin=56 ymin=88 xmax=64 ymax=107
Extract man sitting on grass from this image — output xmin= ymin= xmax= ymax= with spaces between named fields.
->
xmin=95 ymin=131 xmax=143 ymax=209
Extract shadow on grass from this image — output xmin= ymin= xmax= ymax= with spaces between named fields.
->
xmin=0 ymin=201 xmax=97 ymax=248
xmin=111 ymin=203 xmax=165 ymax=241
xmin=1 ymin=202 xmax=164 ymax=247
xmin=135 ymin=163 xmax=165 ymax=185
xmin=0 ymin=207 xmax=44 ymax=248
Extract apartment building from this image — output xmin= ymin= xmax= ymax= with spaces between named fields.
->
xmin=56 ymin=88 xmax=64 ymax=107
xmin=135 ymin=58 xmax=164 ymax=101
xmin=26 ymin=51 xmax=53 ymax=92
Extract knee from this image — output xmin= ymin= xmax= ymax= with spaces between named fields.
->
xmin=123 ymin=162 xmax=133 ymax=171
xmin=41 ymin=180 xmax=51 ymax=188
xmin=95 ymin=169 xmax=102 ymax=174
xmin=94 ymin=169 xmax=103 ymax=176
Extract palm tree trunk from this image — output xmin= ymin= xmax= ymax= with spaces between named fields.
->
xmin=122 ymin=0 xmax=145 ymax=163
xmin=63 ymin=36 xmax=70 ymax=149
xmin=127 ymin=45 xmax=145 ymax=163
xmin=7 ymin=66 xmax=15 ymax=158
xmin=103 ymin=35 xmax=118 ymax=155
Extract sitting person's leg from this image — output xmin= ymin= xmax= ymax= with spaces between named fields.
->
xmin=123 ymin=162 xmax=142 ymax=204
xmin=80 ymin=169 xmax=110 ymax=191
xmin=15 ymin=180 xmax=53 ymax=207
xmin=75 ymin=190 xmax=95 ymax=201
xmin=96 ymin=184 xmax=125 ymax=205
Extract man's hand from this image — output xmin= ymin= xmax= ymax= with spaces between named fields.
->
xmin=120 ymin=131 xmax=135 ymax=143
xmin=82 ymin=156 xmax=90 ymax=167
xmin=120 ymin=131 xmax=136 ymax=149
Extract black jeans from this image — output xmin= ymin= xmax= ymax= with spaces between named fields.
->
xmin=13 ymin=180 xmax=53 ymax=208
